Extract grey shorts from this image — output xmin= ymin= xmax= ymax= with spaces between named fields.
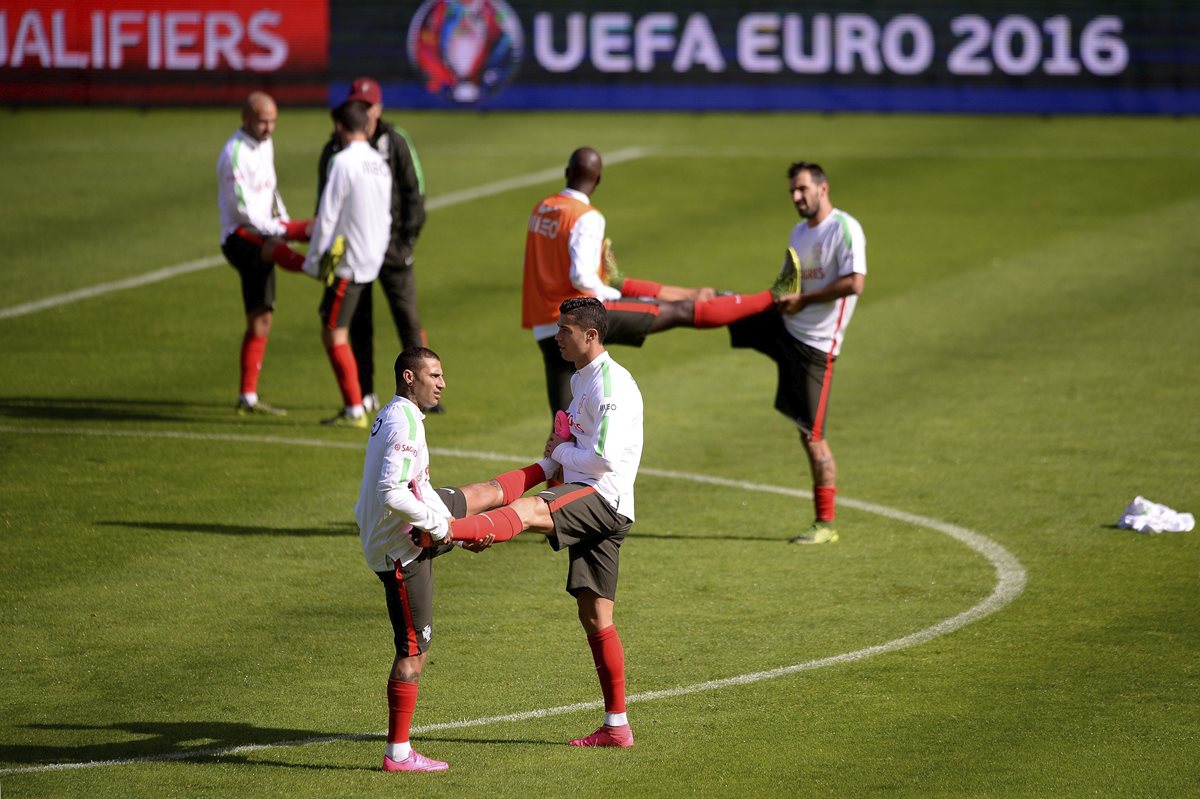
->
xmin=319 ymin=278 xmax=369 ymax=330
xmin=375 ymin=486 xmax=468 ymax=658
xmin=536 ymin=483 xmax=632 ymax=600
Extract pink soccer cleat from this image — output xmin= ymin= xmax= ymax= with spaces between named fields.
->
xmin=568 ymin=724 xmax=634 ymax=748
xmin=382 ymin=750 xmax=449 ymax=772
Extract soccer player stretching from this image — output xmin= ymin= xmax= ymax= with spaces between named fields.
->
xmin=356 ymin=347 xmax=555 ymax=771
xmin=418 ymin=297 xmax=644 ymax=747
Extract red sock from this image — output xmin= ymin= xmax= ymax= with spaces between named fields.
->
xmin=281 ymin=219 xmax=310 ymax=241
xmin=587 ymin=625 xmax=626 ymax=714
xmin=240 ymin=332 xmax=267 ymax=394
xmin=492 ymin=464 xmax=547 ymax=504
xmin=270 ymin=242 xmax=306 ymax=273
xmin=693 ymin=290 xmax=774 ymax=328
xmin=326 ymin=342 xmax=363 ymax=406
xmin=449 ymin=506 xmax=524 ymax=542
xmin=386 ymin=679 xmax=418 ymax=744
xmin=814 ymin=485 xmax=837 ymax=523
xmin=620 ymin=277 xmax=662 ymax=298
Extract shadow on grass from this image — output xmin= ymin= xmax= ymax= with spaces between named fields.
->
xmin=0 ymin=396 xmax=234 ymax=424
xmin=415 ymin=735 xmax=563 ymax=748
xmin=629 ymin=528 xmax=785 ymax=543
xmin=2 ymin=721 xmax=374 ymax=769
xmin=0 ymin=395 xmax=329 ymax=426
xmin=98 ymin=520 xmax=357 ymax=537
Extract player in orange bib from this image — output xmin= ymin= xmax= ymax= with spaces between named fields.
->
xmin=522 ymin=147 xmax=781 ymax=415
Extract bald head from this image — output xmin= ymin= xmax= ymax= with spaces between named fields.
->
xmin=565 ymin=147 xmax=603 ymax=194
xmin=241 ymin=91 xmax=278 ymax=142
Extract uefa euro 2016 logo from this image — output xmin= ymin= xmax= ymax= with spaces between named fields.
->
xmin=407 ymin=0 xmax=524 ymax=104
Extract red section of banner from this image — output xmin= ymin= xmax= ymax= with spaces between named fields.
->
xmin=0 ymin=1 xmax=328 ymax=103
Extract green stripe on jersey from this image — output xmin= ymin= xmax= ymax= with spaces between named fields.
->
xmin=833 ymin=211 xmax=852 ymax=250
xmin=595 ymin=415 xmax=610 ymax=457
xmin=395 ymin=128 xmax=426 ymax=195
xmin=232 ymin=139 xmax=246 ymax=209
xmin=595 ymin=360 xmax=613 ymax=456
xmin=397 ymin=404 xmax=418 ymax=481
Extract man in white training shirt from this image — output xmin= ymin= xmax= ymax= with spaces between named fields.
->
xmin=357 ymin=346 xmax=557 ymax=772
xmin=729 ymin=161 xmax=867 ymax=545
xmin=303 ymin=100 xmax=392 ymax=428
xmin=419 ymin=297 xmax=644 ymax=749
xmin=216 ymin=91 xmax=312 ymax=417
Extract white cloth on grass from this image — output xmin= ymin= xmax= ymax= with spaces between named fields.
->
xmin=1117 ymin=496 xmax=1195 ymax=534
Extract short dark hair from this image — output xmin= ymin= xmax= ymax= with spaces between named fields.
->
xmin=332 ymin=100 xmax=370 ymax=134
xmin=787 ymin=161 xmax=828 ymax=184
xmin=395 ymin=346 xmax=440 ymax=389
xmin=559 ymin=296 xmax=607 ymax=341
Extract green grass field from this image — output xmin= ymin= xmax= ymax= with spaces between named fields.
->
xmin=1 ymin=108 xmax=1198 ymax=798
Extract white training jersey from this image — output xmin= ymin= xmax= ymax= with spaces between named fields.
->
xmin=355 ymin=396 xmax=451 ymax=572
xmin=553 ymin=351 xmax=644 ymax=520
xmin=217 ymin=128 xmax=290 ymax=242
xmin=304 ymin=139 xmax=392 ymax=284
xmin=782 ymin=207 xmax=867 ymax=357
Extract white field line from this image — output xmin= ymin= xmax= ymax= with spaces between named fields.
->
xmin=0 ymin=256 xmax=227 ymax=322
xmin=0 ymin=425 xmax=1026 ymax=775
xmin=658 ymin=144 xmax=1200 ymax=161
xmin=0 ymin=146 xmax=655 ymax=323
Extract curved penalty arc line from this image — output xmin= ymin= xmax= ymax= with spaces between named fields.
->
xmin=0 ymin=426 xmax=1027 ymax=775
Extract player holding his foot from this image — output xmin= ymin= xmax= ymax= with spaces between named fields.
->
xmin=357 ymin=346 xmax=557 ymax=771
xmin=728 ymin=162 xmax=866 ymax=544
xmin=418 ymin=298 xmax=643 ymax=747
xmin=523 ymin=147 xmax=779 ymax=415
xmin=217 ymin=91 xmax=312 ymax=416
xmin=303 ymin=100 xmax=392 ymax=429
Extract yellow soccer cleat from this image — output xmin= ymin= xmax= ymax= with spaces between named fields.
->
xmin=770 ymin=246 xmax=801 ymax=300
xmin=317 ymin=235 xmax=346 ymax=287
xmin=600 ymin=237 xmax=625 ymax=291
xmin=321 ymin=408 xmax=367 ymax=429
xmin=788 ymin=521 xmax=839 ymax=545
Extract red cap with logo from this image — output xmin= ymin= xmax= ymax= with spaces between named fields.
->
xmin=347 ymin=77 xmax=382 ymax=105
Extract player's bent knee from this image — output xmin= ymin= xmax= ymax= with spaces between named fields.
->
xmin=513 ymin=495 xmax=554 ymax=533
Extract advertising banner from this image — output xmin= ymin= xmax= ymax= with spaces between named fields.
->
xmin=0 ymin=0 xmax=328 ymax=103
xmin=332 ymin=0 xmax=1199 ymax=114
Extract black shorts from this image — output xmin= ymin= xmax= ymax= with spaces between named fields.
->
xmin=729 ymin=310 xmax=836 ymax=440
xmin=602 ymin=299 xmax=659 ymax=347
xmin=222 ymin=228 xmax=275 ymax=313
xmin=374 ymin=486 xmax=467 ymax=658
xmin=536 ymin=483 xmax=632 ymax=601
xmin=319 ymin=278 xmax=370 ymax=330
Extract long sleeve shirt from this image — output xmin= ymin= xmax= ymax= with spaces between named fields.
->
xmin=355 ymin=396 xmax=450 ymax=571
xmin=304 ymin=139 xmax=392 ymax=284
xmin=317 ymin=118 xmax=427 ymax=267
xmin=553 ymin=351 xmax=644 ymax=520
xmin=217 ymin=128 xmax=289 ymax=242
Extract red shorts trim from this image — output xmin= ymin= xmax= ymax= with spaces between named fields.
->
xmin=548 ymin=485 xmax=598 ymax=512
xmin=604 ymin=300 xmax=661 ymax=317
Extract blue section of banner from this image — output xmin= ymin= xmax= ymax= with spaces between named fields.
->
xmin=373 ymin=81 xmax=1200 ymax=115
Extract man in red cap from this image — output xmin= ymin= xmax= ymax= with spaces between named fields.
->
xmin=317 ymin=77 xmax=437 ymax=414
